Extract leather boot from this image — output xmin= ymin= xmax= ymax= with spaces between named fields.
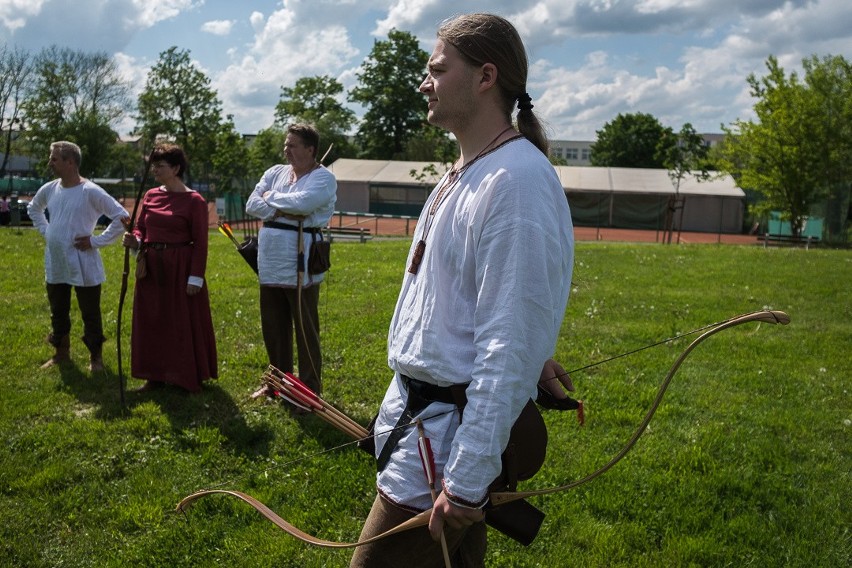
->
xmin=83 ymin=336 xmax=105 ymax=373
xmin=41 ymin=334 xmax=71 ymax=369
xmin=88 ymin=345 xmax=104 ymax=373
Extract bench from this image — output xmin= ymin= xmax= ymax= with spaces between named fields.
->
xmin=325 ymin=227 xmax=372 ymax=243
xmin=758 ymin=233 xmax=818 ymax=250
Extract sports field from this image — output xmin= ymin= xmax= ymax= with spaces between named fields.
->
xmin=0 ymin=228 xmax=848 ymax=567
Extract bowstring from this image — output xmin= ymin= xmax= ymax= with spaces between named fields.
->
xmin=554 ymin=317 xmax=731 ymax=378
xmin=198 ymin=407 xmax=459 ymax=491
xmin=195 ymin=317 xmax=729 ymax=492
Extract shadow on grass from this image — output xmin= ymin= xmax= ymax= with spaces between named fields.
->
xmin=57 ymin=362 xmax=275 ymax=459
xmin=251 ymin=392 xmax=370 ymax=456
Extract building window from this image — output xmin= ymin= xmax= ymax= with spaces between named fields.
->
xmin=581 ymin=148 xmax=591 ymax=161
xmin=566 ymin=148 xmax=578 ymax=160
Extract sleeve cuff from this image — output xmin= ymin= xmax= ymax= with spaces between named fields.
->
xmin=441 ymin=479 xmax=488 ymax=510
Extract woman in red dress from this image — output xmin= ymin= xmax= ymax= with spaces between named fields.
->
xmin=122 ymin=144 xmax=217 ymax=392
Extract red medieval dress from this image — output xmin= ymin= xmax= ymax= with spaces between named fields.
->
xmin=131 ymin=187 xmax=217 ymax=392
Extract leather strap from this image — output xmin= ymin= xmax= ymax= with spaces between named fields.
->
xmin=263 ymin=220 xmax=321 ymax=234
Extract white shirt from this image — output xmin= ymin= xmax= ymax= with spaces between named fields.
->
xmin=245 ymin=164 xmax=336 ymax=287
xmin=377 ymin=138 xmax=575 ymax=510
xmin=28 ymin=179 xmax=128 ymax=286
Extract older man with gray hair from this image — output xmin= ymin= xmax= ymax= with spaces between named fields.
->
xmin=28 ymin=141 xmax=128 ymax=373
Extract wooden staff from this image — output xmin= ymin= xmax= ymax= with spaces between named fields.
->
xmin=116 ymin=148 xmax=155 ymax=407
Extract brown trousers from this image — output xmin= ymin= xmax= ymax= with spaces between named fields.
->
xmin=259 ymin=284 xmax=322 ymax=394
xmin=349 ymin=494 xmax=486 ymax=568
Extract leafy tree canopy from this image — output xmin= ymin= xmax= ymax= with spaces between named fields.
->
xmin=590 ymin=112 xmax=674 ymax=168
xmin=0 ymin=45 xmax=32 ymax=178
xmin=275 ymin=75 xmax=357 ymax=163
xmin=211 ymin=115 xmax=250 ymax=193
xmin=104 ymin=140 xmax=143 ymax=180
xmin=247 ymin=126 xmax=286 ymax=181
xmin=718 ymin=54 xmax=852 ymax=238
xmin=660 ymin=122 xmax=711 ymax=191
xmin=135 ymin=46 xmax=223 ymax=183
xmin=21 ymin=46 xmax=130 ymax=177
xmin=403 ymin=123 xmax=457 ymax=163
xmin=349 ymin=29 xmax=441 ymax=160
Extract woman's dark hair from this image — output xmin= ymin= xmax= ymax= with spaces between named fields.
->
xmin=437 ymin=13 xmax=549 ymax=155
xmin=150 ymin=143 xmax=188 ymax=178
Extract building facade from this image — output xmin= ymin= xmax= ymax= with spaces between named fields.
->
xmin=549 ymin=140 xmax=595 ymax=165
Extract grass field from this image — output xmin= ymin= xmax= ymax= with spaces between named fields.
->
xmin=0 ymin=227 xmax=849 ymax=567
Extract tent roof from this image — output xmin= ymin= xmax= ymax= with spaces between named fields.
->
xmin=329 ymin=158 xmax=444 ymax=186
xmin=328 ymin=159 xmax=744 ymax=197
xmin=677 ymin=174 xmax=744 ymax=197
xmin=556 ymin=166 xmax=611 ymax=191
xmin=328 ymin=159 xmax=391 ymax=182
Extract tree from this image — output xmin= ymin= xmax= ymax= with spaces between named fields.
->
xmin=718 ymin=55 xmax=852 ymax=239
xmin=349 ymin=29 xmax=437 ymax=160
xmin=104 ymin=141 xmax=143 ymax=181
xmin=801 ymin=55 xmax=852 ymax=241
xmin=403 ymin=122 xmax=457 ymax=163
xmin=210 ymin=115 xmax=250 ymax=193
xmin=659 ymin=122 xmax=711 ymax=243
xmin=0 ymin=45 xmax=32 ymax=179
xmin=274 ymin=75 xmax=357 ymax=162
xmin=20 ymin=46 xmax=130 ymax=177
xmin=405 ymin=123 xmax=458 ymax=185
xmin=135 ymin=46 xmax=224 ymax=184
xmin=247 ymin=126 xmax=286 ymax=181
xmin=590 ymin=112 xmax=675 ymax=168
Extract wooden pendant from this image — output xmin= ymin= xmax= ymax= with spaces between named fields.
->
xmin=408 ymin=239 xmax=426 ymax=274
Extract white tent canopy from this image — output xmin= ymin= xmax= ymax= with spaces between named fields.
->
xmin=327 ymin=159 xmax=745 ymax=233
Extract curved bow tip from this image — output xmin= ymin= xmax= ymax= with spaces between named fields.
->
xmin=176 ymin=490 xmax=208 ymax=514
xmin=760 ymin=310 xmax=790 ymax=325
xmin=731 ymin=310 xmax=790 ymax=326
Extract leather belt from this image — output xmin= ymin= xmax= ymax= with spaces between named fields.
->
xmin=375 ymin=376 xmax=468 ymax=472
xmin=263 ymin=220 xmax=322 ymax=234
xmin=400 ymin=375 xmax=467 ymax=407
xmin=145 ymin=241 xmax=192 ymax=250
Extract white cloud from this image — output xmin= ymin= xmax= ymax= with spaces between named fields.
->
xmin=111 ymin=52 xmax=151 ymax=136
xmin=1 ymin=0 xmax=849 ymax=139
xmin=212 ymin=5 xmax=361 ymax=132
xmin=0 ymin=0 xmax=45 ymax=31
xmin=201 ymin=19 xmax=235 ymax=36
xmin=0 ymin=0 xmax=201 ymax=52
xmin=532 ymin=41 xmax=755 ymax=140
xmin=249 ymin=11 xmax=265 ymax=32
xmin=130 ymin=0 xmax=201 ymax=28
xmin=375 ymin=0 xmax=529 ymax=42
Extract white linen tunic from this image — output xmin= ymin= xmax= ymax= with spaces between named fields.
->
xmin=28 ymin=179 xmax=128 ymax=287
xmin=377 ymin=138 xmax=574 ymax=510
xmin=245 ymin=164 xmax=336 ymax=287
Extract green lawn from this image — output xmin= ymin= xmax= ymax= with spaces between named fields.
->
xmin=0 ymin=227 xmax=849 ymax=567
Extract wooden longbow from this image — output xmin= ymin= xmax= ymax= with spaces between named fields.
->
xmin=177 ymin=309 xmax=790 ymax=548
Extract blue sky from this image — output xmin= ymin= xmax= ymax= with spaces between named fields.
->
xmin=2 ymin=0 xmax=849 ymax=140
